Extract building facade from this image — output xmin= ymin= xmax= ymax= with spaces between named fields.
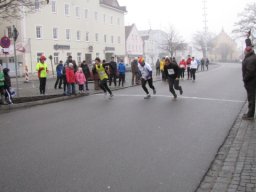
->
xmin=0 ymin=0 xmax=126 ymax=74
xmin=124 ymin=24 xmax=143 ymax=64
xmin=139 ymin=29 xmax=168 ymax=65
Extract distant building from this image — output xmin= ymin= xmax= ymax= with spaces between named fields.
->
xmin=209 ymin=29 xmax=240 ymax=62
xmin=124 ymin=24 xmax=143 ymax=64
xmin=0 ymin=0 xmax=126 ymax=74
xmin=139 ymin=29 xmax=169 ymax=65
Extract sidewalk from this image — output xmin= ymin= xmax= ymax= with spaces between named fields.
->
xmin=196 ymin=103 xmax=256 ymax=192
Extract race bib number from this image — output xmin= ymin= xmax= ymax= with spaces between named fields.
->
xmin=167 ymin=69 xmax=174 ymax=75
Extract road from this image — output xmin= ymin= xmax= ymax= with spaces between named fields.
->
xmin=0 ymin=63 xmax=246 ymax=192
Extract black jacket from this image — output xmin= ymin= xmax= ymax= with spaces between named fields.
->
xmin=3 ymin=72 xmax=11 ymax=89
xmin=164 ymin=62 xmax=180 ymax=79
xmin=242 ymin=51 xmax=256 ymax=83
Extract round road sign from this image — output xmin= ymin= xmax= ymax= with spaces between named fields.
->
xmin=0 ymin=36 xmax=11 ymax=48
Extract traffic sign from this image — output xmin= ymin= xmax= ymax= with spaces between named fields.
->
xmin=0 ymin=36 xmax=11 ymax=48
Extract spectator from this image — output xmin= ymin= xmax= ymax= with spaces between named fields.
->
xmin=0 ymin=65 xmax=5 ymax=104
xmin=36 ymin=55 xmax=48 ymax=95
xmin=3 ymin=68 xmax=13 ymax=104
xmin=54 ymin=60 xmax=63 ymax=89
xmin=66 ymin=63 xmax=76 ymax=95
xmin=81 ymin=61 xmax=91 ymax=91
xmin=75 ymin=67 xmax=86 ymax=93
xmin=118 ymin=59 xmax=126 ymax=87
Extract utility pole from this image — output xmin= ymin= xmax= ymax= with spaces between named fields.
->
xmin=202 ymin=0 xmax=208 ymax=60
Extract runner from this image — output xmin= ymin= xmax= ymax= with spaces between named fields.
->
xmin=164 ymin=57 xmax=183 ymax=99
xmin=93 ymin=57 xmax=113 ymax=99
xmin=137 ymin=57 xmax=156 ymax=99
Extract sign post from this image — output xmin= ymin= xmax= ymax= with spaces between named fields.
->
xmin=0 ymin=36 xmax=11 ymax=69
xmin=13 ymin=25 xmax=19 ymax=97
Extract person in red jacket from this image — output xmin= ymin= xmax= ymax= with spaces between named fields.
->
xmin=186 ymin=55 xmax=192 ymax=80
xmin=66 ymin=63 xmax=76 ymax=95
xmin=179 ymin=59 xmax=186 ymax=80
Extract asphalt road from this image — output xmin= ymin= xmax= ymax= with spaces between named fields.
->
xmin=0 ymin=63 xmax=246 ymax=192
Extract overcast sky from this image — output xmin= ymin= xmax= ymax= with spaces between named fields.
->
xmin=118 ymin=0 xmax=254 ymax=42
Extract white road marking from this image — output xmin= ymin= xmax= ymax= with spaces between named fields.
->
xmin=95 ymin=93 xmax=245 ymax=103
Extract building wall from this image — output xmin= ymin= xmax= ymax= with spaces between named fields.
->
xmin=0 ymin=0 xmax=126 ymax=74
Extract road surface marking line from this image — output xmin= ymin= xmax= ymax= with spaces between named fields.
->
xmin=95 ymin=93 xmax=244 ymax=103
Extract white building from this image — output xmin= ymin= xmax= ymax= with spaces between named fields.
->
xmin=124 ymin=23 xmax=143 ymax=64
xmin=139 ymin=29 xmax=168 ymax=65
xmin=0 ymin=0 xmax=126 ymax=74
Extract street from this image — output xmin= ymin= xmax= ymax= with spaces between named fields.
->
xmin=0 ymin=63 xmax=246 ymax=192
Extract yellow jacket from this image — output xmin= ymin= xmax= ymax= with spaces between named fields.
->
xmin=160 ymin=60 xmax=165 ymax=71
xmin=36 ymin=62 xmax=48 ymax=78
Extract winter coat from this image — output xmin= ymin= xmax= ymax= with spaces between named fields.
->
xmin=186 ymin=58 xmax=192 ymax=66
xmin=164 ymin=62 xmax=180 ymax=79
xmin=75 ymin=71 xmax=86 ymax=85
xmin=66 ymin=67 xmax=76 ymax=83
xmin=3 ymin=69 xmax=11 ymax=89
xmin=118 ymin=63 xmax=126 ymax=74
xmin=242 ymin=51 xmax=256 ymax=83
xmin=81 ymin=63 xmax=91 ymax=79
xmin=109 ymin=61 xmax=117 ymax=75
xmin=179 ymin=60 xmax=186 ymax=68
xmin=56 ymin=63 xmax=64 ymax=77
xmin=0 ymin=72 xmax=4 ymax=87
xmin=138 ymin=63 xmax=153 ymax=80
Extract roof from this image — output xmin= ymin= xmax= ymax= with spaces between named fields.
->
xmin=125 ymin=24 xmax=133 ymax=40
xmin=100 ymin=0 xmax=127 ymax=12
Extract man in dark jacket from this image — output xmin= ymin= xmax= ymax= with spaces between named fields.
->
xmin=242 ymin=46 xmax=256 ymax=120
xmin=54 ymin=60 xmax=63 ymax=89
xmin=81 ymin=60 xmax=91 ymax=90
xmin=164 ymin=57 xmax=183 ymax=99
xmin=108 ymin=56 xmax=117 ymax=86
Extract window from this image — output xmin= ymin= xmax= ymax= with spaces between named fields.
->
xmin=84 ymin=9 xmax=88 ymax=19
xmin=9 ymin=57 xmax=14 ymax=63
xmin=36 ymin=26 xmax=42 ymax=39
xmin=76 ymin=7 xmax=80 ymax=17
xmin=77 ymin=53 xmax=81 ymax=63
xmin=94 ymin=12 xmax=98 ymax=21
xmin=77 ymin=31 xmax=81 ymax=41
xmin=35 ymin=0 xmax=40 ymax=10
xmin=53 ymin=52 xmax=59 ymax=64
xmin=104 ymin=34 xmax=107 ymax=43
xmin=66 ymin=29 xmax=71 ymax=40
xmin=7 ymin=27 xmax=12 ymax=38
xmin=118 ymin=36 xmax=121 ymax=44
xmin=111 ymin=36 xmax=114 ymax=44
xmin=85 ymin=32 xmax=89 ymax=42
xmin=95 ymin=33 xmax=99 ymax=42
xmin=65 ymin=4 xmax=70 ymax=16
xmin=51 ymin=1 xmax=56 ymax=13
xmin=103 ymin=14 xmax=106 ymax=23
xmin=53 ymin=28 xmax=58 ymax=39
xmin=110 ymin=16 xmax=113 ymax=24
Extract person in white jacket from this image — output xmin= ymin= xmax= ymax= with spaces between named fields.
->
xmin=190 ymin=57 xmax=198 ymax=81
xmin=138 ymin=57 xmax=156 ymax=99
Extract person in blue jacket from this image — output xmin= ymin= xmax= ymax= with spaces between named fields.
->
xmin=118 ymin=59 xmax=126 ymax=87
xmin=54 ymin=60 xmax=64 ymax=89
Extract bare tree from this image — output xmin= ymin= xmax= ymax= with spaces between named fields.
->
xmin=233 ymin=3 xmax=256 ymax=44
xmin=0 ymin=0 xmax=48 ymax=20
xmin=159 ymin=25 xmax=185 ymax=57
xmin=193 ymin=31 xmax=214 ymax=58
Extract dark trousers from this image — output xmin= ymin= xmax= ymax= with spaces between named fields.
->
xmin=131 ymin=72 xmax=139 ymax=85
xmin=141 ymin=78 xmax=155 ymax=95
xmin=187 ymin=67 xmax=191 ymax=79
xmin=54 ymin=76 xmax=63 ymax=89
xmin=79 ymin=84 xmax=84 ymax=91
xmin=156 ymin=68 xmax=160 ymax=76
xmin=244 ymin=79 xmax=256 ymax=117
xmin=100 ymin=79 xmax=112 ymax=95
xmin=85 ymin=80 xmax=89 ymax=90
xmin=190 ymin=68 xmax=197 ymax=80
xmin=109 ymin=73 xmax=117 ymax=86
xmin=201 ymin=64 xmax=205 ymax=71
xmin=168 ymin=78 xmax=182 ymax=96
xmin=119 ymin=73 xmax=125 ymax=87
xmin=180 ymin=68 xmax=185 ymax=78
xmin=161 ymin=70 xmax=166 ymax=81
xmin=39 ymin=77 xmax=46 ymax=94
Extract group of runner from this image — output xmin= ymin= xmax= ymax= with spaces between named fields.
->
xmin=94 ymin=56 xmax=183 ymax=100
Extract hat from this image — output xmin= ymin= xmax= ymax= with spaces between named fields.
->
xmin=40 ymin=55 xmax=46 ymax=61
xmin=138 ymin=57 xmax=144 ymax=64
